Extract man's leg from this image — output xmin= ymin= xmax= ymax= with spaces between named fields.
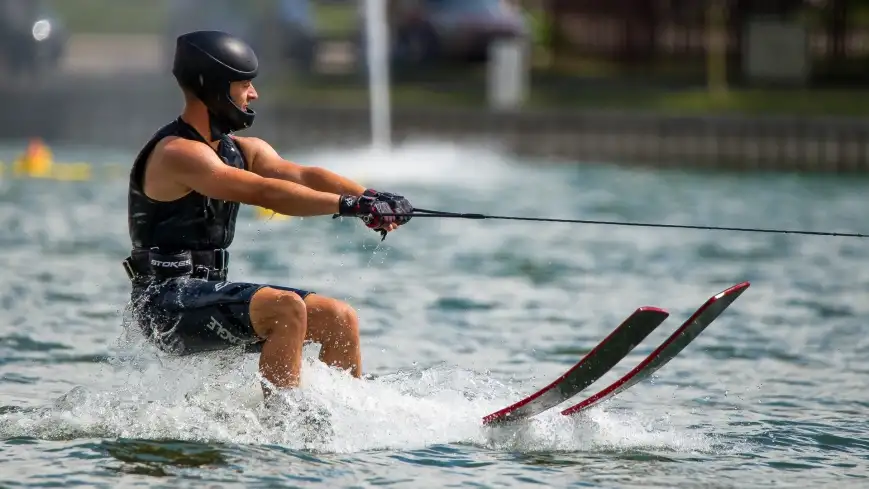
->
xmin=249 ymin=287 xmax=363 ymax=386
xmin=248 ymin=287 xmax=309 ymax=395
xmin=303 ymin=294 xmax=362 ymax=378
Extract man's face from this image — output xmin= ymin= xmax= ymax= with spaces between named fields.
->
xmin=230 ymin=80 xmax=258 ymax=111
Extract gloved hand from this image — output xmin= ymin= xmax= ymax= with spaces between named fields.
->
xmin=337 ymin=189 xmax=414 ymax=240
xmin=365 ymin=189 xmax=413 ymax=226
xmin=337 ymin=190 xmax=396 ymax=230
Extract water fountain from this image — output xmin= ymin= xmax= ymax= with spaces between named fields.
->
xmin=363 ymin=0 xmax=391 ymax=151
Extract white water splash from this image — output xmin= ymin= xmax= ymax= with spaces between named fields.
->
xmin=0 ymin=331 xmax=716 ymax=456
xmin=288 ymin=140 xmax=525 ymax=191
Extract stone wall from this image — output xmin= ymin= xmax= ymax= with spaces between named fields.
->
xmin=3 ymin=80 xmax=869 ymax=172
xmin=262 ymin=105 xmax=869 ymax=173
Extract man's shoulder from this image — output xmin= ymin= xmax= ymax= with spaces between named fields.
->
xmin=152 ymin=137 xmax=213 ymax=170
xmin=229 ymin=135 xmax=274 ymax=168
xmin=157 ymin=135 xmax=197 ymax=156
xmin=230 ymin=135 xmax=270 ymax=152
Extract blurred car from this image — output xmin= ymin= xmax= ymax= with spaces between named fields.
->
xmin=0 ymin=0 xmax=68 ymax=77
xmin=358 ymin=0 xmax=529 ymax=66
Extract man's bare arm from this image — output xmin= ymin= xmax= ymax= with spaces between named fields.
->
xmin=162 ymin=139 xmax=341 ymax=217
xmin=239 ymin=136 xmax=367 ymax=196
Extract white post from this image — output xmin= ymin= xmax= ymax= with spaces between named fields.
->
xmin=488 ymin=38 xmax=528 ymax=111
xmin=364 ymin=0 xmax=392 ymax=150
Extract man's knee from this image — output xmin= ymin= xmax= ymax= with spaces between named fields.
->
xmin=332 ymin=300 xmax=359 ymax=329
xmin=334 ymin=300 xmax=360 ymax=337
xmin=306 ymin=295 xmax=360 ymax=338
xmin=249 ymin=287 xmax=307 ymax=339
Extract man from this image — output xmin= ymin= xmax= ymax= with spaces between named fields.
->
xmin=123 ymin=30 xmax=414 ymax=400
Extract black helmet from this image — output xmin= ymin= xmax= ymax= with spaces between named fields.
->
xmin=172 ymin=30 xmax=258 ymax=140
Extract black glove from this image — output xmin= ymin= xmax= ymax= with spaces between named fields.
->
xmin=366 ymin=189 xmax=413 ymax=226
xmin=337 ymin=189 xmax=396 ymax=230
xmin=336 ymin=189 xmax=414 ymax=240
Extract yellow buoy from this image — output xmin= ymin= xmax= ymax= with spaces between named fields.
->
xmin=14 ymin=138 xmax=54 ymax=178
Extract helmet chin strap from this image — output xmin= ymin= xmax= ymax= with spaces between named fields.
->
xmin=204 ymin=90 xmax=255 ymax=141
xmin=205 ymin=89 xmax=256 ymax=141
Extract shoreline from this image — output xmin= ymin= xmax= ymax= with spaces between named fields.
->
xmin=2 ymin=77 xmax=868 ymax=173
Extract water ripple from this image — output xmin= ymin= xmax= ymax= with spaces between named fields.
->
xmin=0 ymin=144 xmax=867 ymax=487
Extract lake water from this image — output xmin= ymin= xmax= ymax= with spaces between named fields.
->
xmin=0 ymin=140 xmax=867 ymax=488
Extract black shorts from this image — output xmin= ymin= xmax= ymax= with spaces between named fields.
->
xmin=129 ymin=277 xmax=313 ymax=355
